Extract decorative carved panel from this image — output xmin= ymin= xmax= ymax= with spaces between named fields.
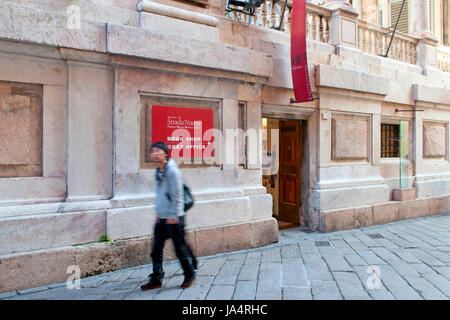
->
xmin=423 ymin=123 xmax=447 ymax=158
xmin=0 ymin=81 xmax=43 ymax=177
xmin=331 ymin=114 xmax=369 ymax=160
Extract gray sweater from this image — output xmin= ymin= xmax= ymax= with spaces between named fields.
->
xmin=155 ymin=159 xmax=184 ymax=219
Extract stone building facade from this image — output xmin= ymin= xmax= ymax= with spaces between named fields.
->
xmin=0 ymin=0 xmax=449 ymax=292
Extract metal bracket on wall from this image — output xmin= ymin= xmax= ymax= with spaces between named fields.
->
xmin=290 ymin=98 xmax=320 ymax=103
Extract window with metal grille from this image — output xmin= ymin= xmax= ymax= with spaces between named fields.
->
xmin=381 ymin=123 xmax=400 ymax=158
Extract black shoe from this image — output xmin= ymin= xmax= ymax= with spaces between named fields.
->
xmin=180 ymin=276 xmax=195 ymax=289
xmin=140 ymin=279 xmax=162 ymax=291
xmin=148 ymin=270 xmax=165 ymax=278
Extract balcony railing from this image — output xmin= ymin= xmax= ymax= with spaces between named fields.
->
xmin=358 ymin=20 xmax=418 ymax=65
xmin=226 ymin=1 xmax=450 ymax=73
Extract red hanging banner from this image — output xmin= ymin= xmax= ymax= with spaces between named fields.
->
xmin=291 ymin=0 xmax=313 ymax=103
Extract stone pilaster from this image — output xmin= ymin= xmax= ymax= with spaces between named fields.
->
xmin=410 ymin=0 xmax=439 ymax=72
xmin=323 ymin=0 xmax=360 ymax=49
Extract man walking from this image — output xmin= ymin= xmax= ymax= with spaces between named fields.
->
xmin=141 ymin=142 xmax=196 ymax=290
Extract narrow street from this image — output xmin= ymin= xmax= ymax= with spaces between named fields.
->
xmin=2 ymin=213 xmax=450 ymax=300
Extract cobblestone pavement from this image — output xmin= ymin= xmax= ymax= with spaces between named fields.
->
xmin=2 ymin=213 xmax=450 ymax=300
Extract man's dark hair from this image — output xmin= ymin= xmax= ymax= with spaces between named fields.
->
xmin=151 ymin=141 xmax=169 ymax=158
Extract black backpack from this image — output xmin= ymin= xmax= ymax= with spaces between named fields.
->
xmin=166 ymin=184 xmax=194 ymax=212
xmin=182 ymin=184 xmax=194 ymax=212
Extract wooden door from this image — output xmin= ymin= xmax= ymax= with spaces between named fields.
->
xmin=279 ymin=120 xmax=301 ymax=224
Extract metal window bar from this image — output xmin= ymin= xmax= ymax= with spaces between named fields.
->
xmin=381 ymin=123 xmax=400 ymax=158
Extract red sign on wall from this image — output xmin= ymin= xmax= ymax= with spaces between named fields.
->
xmin=152 ymin=105 xmax=214 ymax=159
xmin=291 ymin=0 xmax=313 ymax=103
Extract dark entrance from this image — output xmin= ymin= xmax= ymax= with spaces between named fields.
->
xmin=262 ymin=118 xmax=303 ymax=229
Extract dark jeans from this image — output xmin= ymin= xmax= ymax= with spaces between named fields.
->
xmin=150 ymin=216 xmax=196 ymax=283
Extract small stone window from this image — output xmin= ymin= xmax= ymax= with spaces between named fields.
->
xmin=238 ymin=102 xmax=247 ymax=168
xmin=381 ymin=123 xmax=400 ymax=158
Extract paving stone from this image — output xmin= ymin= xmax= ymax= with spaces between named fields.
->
xmin=53 ymin=287 xmax=109 ymax=300
xmin=427 ymin=250 xmax=450 ymax=263
xmin=0 ymin=291 xmax=17 ymax=299
xmin=406 ymin=225 xmax=448 ymax=246
xmin=352 ymin=265 xmax=395 ymax=300
xmin=238 ymin=262 xmax=259 ymax=281
xmin=103 ymin=270 xmax=134 ymax=282
xmin=346 ymin=239 xmax=369 ymax=251
xmin=232 ymin=281 xmax=257 ymax=300
xmin=395 ymin=226 xmax=444 ymax=247
xmin=81 ymin=277 xmax=105 ymax=288
xmin=391 ymin=249 xmax=422 ymax=264
xmin=375 ymin=229 xmax=414 ymax=248
xmin=352 ymin=230 xmax=379 ymax=247
xmin=105 ymin=289 xmax=134 ymax=300
xmin=260 ymin=247 xmax=281 ymax=263
xmin=302 ymin=254 xmax=333 ymax=281
xmin=6 ymin=292 xmax=46 ymax=300
xmin=298 ymin=240 xmax=319 ymax=255
xmin=333 ymin=271 xmax=371 ymax=300
xmin=322 ymin=254 xmax=353 ymax=272
xmin=126 ymin=287 xmax=161 ymax=300
xmin=226 ymin=253 xmax=246 ymax=262
xmin=178 ymin=276 xmax=214 ymax=300
xmin=255 ymin=263 xmax=282 ymax=300
xmin=281 ymin=258 xmax=309 ymax=287
xmin=409 ymin=263 xmax=437 ymax=275
xmin=196 ymin=257 xmax=226 ymax=276
xmin=206 ymin=285 xmax=234 ymax=300
xmin=330 ymin=239 xmax=356 ymax=255
xmin=282 ymin=287 xmax=312 ymax=300
xmin=406 ymin=249 xmax=447 ymax=266
xmin=47 ymin=282 xmax=66 ymax=289
xmin=344 ymin=254 xmax=368 ymax=266
xmin=354 ymin=249 xmax=387 ymax=265
xmin=310 ymin=281 xmax=342 ymax=300
xmin=375 ymin=265 xmax=422 ymax=300
xmin=115 ymin=279 xmax=142 ymax=291
xmin=388 ymin=258 xmax=421 ymax=278
xmin=153 ymin=275 xmax=183 ymax=300
xmin=213 ymin=260 xmax=242 ymax=285
xmin=17 ymin=286 xmax=49 ymax=295
xmin=389 ymin=228 xmax=436 ymax=251
xmin=243 ymin=251 xmax=261 ymax=265
xmin=318 ymin=246 xmax=340 ymax=256
xmin=422 ymin=273 xmax=450 ymax=297
xmin=433 ymin=267 xmax=450 ymax=280
xmin=281 ymin=244 xmax=301 ymax=258
xmin=128 ymin=267 xmax=154 ymax=280
xmin=404 ymin=276 xmax=448 ymax=300
xmin=371 ymin=247 xmax=400 ymax=262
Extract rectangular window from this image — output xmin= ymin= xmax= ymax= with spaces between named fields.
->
xmin=381 ymin=123 xmax=400 ymax=158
